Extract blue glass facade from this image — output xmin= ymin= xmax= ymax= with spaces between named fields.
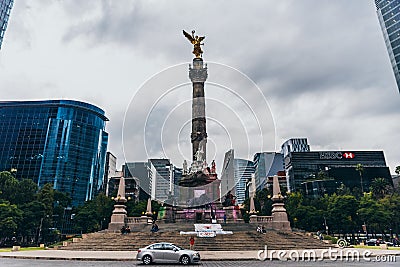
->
xmin=0 ymin=100 xmax=109 ymax=206
xmin=376 ymin=0 xmax=400 ymax=93
xmin=253 ymin=152 xmax=284 ymax=191
xmin=233 ymin=159 xmax=254 ymax=204
xmin=0 ymin=0 xmax=13 ymax=49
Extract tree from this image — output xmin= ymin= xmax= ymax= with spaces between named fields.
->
xmin=36 ymin=183 xmax=55 ymax=244
xmin=256 ymin=188 xmax=273 ymax=215
xmin=396 ymin=166 xmax=400 ymax=175
xmin=356 ymin=164 xmax=364 ymax=193
xmin=358 ymin=193 xmax=391 ymax=233
xmin=0 ymin=202 xmax=23 ymax=239
xmin=14 ymin=179 xmax=39 ymax=205
xmin=336 ymin=183 xmax=351 ymax=196
xmin=0 ymin=171 xmax=19 ymax=203
xmin=73 ymin=193 xmax=114 ymax=233
xmin=370 ymin=178 xmax=390 ymax=199
xmin=18 ymin=200 xmax=46 ymax=244
xmin=327 ymin=194 xmax=359 ymax=233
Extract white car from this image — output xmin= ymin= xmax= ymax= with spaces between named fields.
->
xmin=136 ymin=242 xmax=200 ymax=265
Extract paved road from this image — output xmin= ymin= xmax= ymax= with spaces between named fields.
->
xmin=1 ymin=258 xmax=399 ymax=267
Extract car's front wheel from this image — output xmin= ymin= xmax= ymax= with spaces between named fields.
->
xmin=180 ymin=255 xmax=190 ymax=265
xmin=142 ymin=255 xmax=152 ymax=265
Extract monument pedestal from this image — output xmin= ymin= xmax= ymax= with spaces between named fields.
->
xmin=108 ymin=204 xmax=127 ymax=231
xmin=223 ymin=206 xmax=243 ymax=223
xmin=271 ymin=201 xmax=291 ymax=231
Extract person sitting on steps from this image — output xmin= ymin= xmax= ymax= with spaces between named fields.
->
xmin=150 ymin=222 xmax=159 ymax=233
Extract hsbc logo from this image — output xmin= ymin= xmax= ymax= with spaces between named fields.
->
xmin=343 ymin=152 xmax=355 ymax=159
xmin=319 ymin=152 xmax=355 ymax=160
xmin=320 ymin=152 xmax=342 ymax=160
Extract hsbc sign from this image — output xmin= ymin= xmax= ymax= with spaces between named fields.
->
xmin=343 ymin=152 xmax=355 ymax=159
xmin=319 ymin=152 xmax=355 ymax=160
xmin=320 ymin=152 xmax=343 ymax=160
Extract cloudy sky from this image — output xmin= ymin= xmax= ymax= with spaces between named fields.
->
xmin=0 ymin=0 xmax=399 ymax=174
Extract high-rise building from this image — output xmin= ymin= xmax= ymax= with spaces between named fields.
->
xmin=281 ymin=138 xmax=310 ymax=158
xmin=375 ymin=0 xmax=400 ymax=93
xmin=393 ymin=175 xmax=400 ymax=189
xmin=0 ymin=100 xmax=109 ymax=205
xmin=253 ymin=152 xmax=284 ymax=191
xmin=148 ymin=158 xmax=173 ymax=202
xmin=220 ymin=149 xmax=255 ymax=204
xmin=104 ymin=152 xmax=117 ymax=196
xmin=0 ymin=0 xmax=13 ymax=49
xmin=234 ymin=159 xmax=255 ymax=204
xmin=221 ymin=149 xmax=235 ymax=200
xmin=284 ymin=150 xmax=392 ymax=193
xmin=123 ymin=162 xmax=150 ymax=201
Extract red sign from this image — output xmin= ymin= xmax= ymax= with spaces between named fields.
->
xmin=343 ymin=152 xmax=355 ymax=159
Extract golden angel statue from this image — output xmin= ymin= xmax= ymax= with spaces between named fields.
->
xmin=183 ymin=30 xmax=205 ymax=58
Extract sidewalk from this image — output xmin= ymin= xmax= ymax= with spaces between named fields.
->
xmin=0 ymin=248 xmax=399 ymax=261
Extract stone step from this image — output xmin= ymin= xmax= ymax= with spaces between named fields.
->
xmin=60 ymin=229 xmax=331 ymax=251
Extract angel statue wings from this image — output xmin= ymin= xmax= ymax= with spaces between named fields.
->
xmin=183 ymin=30 xmax=205 ymax=58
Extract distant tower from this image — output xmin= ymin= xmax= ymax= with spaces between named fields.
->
xmin=375 ymin=0 xmax=400 ymax=93
xmin=189 ymin=58 xmax=208 ymax=161
xmin=0 ymin=0 xmax=14 ymax=49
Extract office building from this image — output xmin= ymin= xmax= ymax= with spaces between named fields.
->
xmin=104 ymin=152 xmax=117 ymax=196
xmin=284 ymin=148 xmax=392 ymax=193
xmin=253 ymin=152 xmax=284 ymax=191
xmin=148 ymin=159 xmax=173 ymax=202
xmin=123 ymin=162 xmax=150 ymax=201
xmin=221 ymin=149 xmax=235 ymax=200
xmin=375 ymin=0 xmax=400 ymax=93
xmin=282 ymin=138 xmax=310 ymax=158
xmin=0 ymin=0 xmax=13 ymax=49
xmin=234 ymin=159 xmax=255 ymax=204
xmin=221 ymin=149 xmax=255 ymax=204
xmin=392 ymin=175 xmax=400 ymax=189
xmin=0 ymin=100 xmax=109 ymax=205
xmin=107 ymin=174 xmax=138 ymax=201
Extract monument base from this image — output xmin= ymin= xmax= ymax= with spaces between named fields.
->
xmin=108 ymin=204 xmax=127 ymax=231
xmin=223 ymin=206 xmax=244 ymax=223
xmin=271 ymin=202 xmax=291 ymax=231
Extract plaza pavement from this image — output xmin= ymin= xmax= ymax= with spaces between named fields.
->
xmin=0 ymin=248 xmax=399 ymax=261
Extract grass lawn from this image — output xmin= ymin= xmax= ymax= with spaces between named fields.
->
xmin=0 ymin=247 xmax=45 ymax=252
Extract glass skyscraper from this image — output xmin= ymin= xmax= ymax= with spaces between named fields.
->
xmin=375 ymin=0 xmax=400 ymax=93
xmin=0 ymin=100 xmax=109 ymax=205
xmin=0 ymin=0 xmax=13 ymax=49
xmin=233 ymin=159 xmax=255 ymax=204
xmin=253 ymin=152 xmax=284 ymax=191
xmin=221 ymin=149 xmax=255 ymax=204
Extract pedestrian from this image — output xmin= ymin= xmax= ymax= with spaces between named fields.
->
xmin=189 ymin=236 xmax=195 ymax=250
xmin=120 ymin=225 xmax=126 ymax=234
xmin=150 ymin=222 xmax=159 ymax=233
xmin=223 ymin=213 xmax=227 ymax=224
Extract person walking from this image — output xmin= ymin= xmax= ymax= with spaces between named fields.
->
xmin=189 ymin=236 xmax=195 ymax=250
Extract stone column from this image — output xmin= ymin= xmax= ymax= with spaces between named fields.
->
xmin=271 ymin=175 xmax=291 ymax=231
xmin=108 ymin=176 xmax=128 ymax=231
xmin=189 ymin=58 xmax=208 ymax=161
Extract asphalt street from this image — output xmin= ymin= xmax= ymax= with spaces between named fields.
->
xmin=1 ymin=258 xmax=399 ymax=267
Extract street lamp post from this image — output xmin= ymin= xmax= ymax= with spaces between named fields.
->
xmin=324 ymin=216 xmax=329 ymax=235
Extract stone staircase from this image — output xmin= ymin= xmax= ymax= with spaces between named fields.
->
xmin=60 ymin=223 xmax=331 ymax=251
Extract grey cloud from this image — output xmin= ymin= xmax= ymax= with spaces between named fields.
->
xmin=2 ymin=0 xmax=399 ymax=172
